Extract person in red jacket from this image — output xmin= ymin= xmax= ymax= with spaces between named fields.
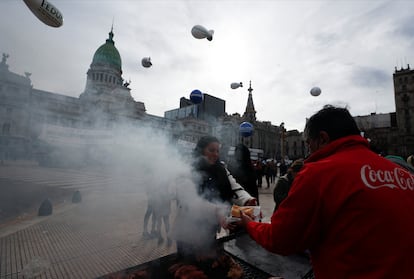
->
xmin=239 ymin=105 xmax=414 ymax=279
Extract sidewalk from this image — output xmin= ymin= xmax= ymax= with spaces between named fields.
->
xmin=257 ymin=180 xmax=277 ymax=222
xmin=0 ymin=166 xmax=280 ymax=279
xmin=0 ymin=165 xmax=175 ymax=279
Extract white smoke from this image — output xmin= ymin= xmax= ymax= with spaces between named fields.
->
xmin=37 ymin=119 xmax=229 ymax=250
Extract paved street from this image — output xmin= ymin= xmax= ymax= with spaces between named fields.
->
xmin=0 ymin=163 xmax=296 ymax=279
xmin=0 ymin=163 xmax=181 ymax=279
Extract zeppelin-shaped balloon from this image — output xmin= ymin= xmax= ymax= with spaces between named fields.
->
xmin=310 ymin=86 xmax=322 ymax=97
xmin=23 ymin=0 xmax=63 ymax=27
xmin=191 ymin=25 xmax=214 ymax=41
xmin=231 ymin=82 xmax=243 ymax=89
xmin=141 ymin=57 xmax=152 ymax=68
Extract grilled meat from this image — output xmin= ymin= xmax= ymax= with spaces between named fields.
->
xmin=168 ymin=263 xmax=208 ymax=279
xmin=212 ymin=254 xmax=243 ymax=279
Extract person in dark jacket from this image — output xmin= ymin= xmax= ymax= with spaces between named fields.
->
xmin=174 ymin=136 xmax=256 ymax=257
xmin=254 ymin=160 xmax=264 ymax=187
xmin=273 ymin=158 xmax=304 ymax=212
xmin=227 ymin=143 xmax=259 ymax=204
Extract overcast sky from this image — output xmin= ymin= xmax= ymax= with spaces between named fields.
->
xmin=1 ymin=0 xmax=413 ymax=131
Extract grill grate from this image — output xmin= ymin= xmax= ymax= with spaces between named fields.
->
xmin=232 ymin=255 xmax=273 ymax=279
xmin=98 ymin=252 xmax=274 ymax=279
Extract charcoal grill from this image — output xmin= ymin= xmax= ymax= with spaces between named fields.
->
xmin=98 ymin=251 xmax=273 ymax=279
xmin=97 ymin=231 xmax=314 ymax=279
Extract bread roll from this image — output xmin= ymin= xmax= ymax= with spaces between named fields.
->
xmin=231 ymin=205 xmax=254 ymax=218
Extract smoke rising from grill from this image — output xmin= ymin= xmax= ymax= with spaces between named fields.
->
xmin=36 ymin=118 xmax=229 ymax=250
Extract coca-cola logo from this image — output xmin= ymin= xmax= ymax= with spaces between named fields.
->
xmin=361 ymin=165 xmax=414 ymax=190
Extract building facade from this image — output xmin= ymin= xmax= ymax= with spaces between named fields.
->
xmin=0 ymin=30 xmax=167 ymax=165
xmin=0 ymin=54 xmax=32 ymax=161
xmin=214 ymin=82 xmax=284 ymax=162
xmin=1 ymin=30 xmax=412 ymax=165
xmin=393 ymin=65 xmax=414 ymax=156
xmin=351 ymin=65 xmax=414 ymax=157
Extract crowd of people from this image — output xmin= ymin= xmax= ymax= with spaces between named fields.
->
xmin=252 ymin=158 xmax=289 ymax=188
xmin=140 ymin=104 xmax=414 ymax=278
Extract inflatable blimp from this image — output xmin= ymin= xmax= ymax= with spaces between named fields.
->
xmin=191 ymin=25 xmax=214 ymax=41
xmin=23 ymin=0 xmax=63 ymax=27
xmin=141 ymin=57 xmax=152 ymax=68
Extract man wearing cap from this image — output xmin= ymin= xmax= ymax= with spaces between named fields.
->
xmin=239 ymin=105 xmax=414 ymax=279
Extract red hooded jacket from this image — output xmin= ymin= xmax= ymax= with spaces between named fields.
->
xmin=247 ymin=135 xmax=414 ymax=278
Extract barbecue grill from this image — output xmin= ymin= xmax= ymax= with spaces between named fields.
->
xmin=97 ymin=232 xmax=314 ymax=279
xmin=98 ymin=251 xmax=274 ymax=279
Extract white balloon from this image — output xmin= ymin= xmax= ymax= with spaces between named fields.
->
xmin=230 ymin=82 xmax=243 ymax=89
xmin=23 ymin=0 xmax=63 ymax=27
xmin=141 ymin=57 xmax=152 ymax=68
xmin=310 ymin=86 xmax=322 ymax=97
xmin=191 ymin=25 xmax=214 ymax=41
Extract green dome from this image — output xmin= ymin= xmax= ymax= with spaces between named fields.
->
xmin=92 ymin=30 xmax=122 ymax=70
